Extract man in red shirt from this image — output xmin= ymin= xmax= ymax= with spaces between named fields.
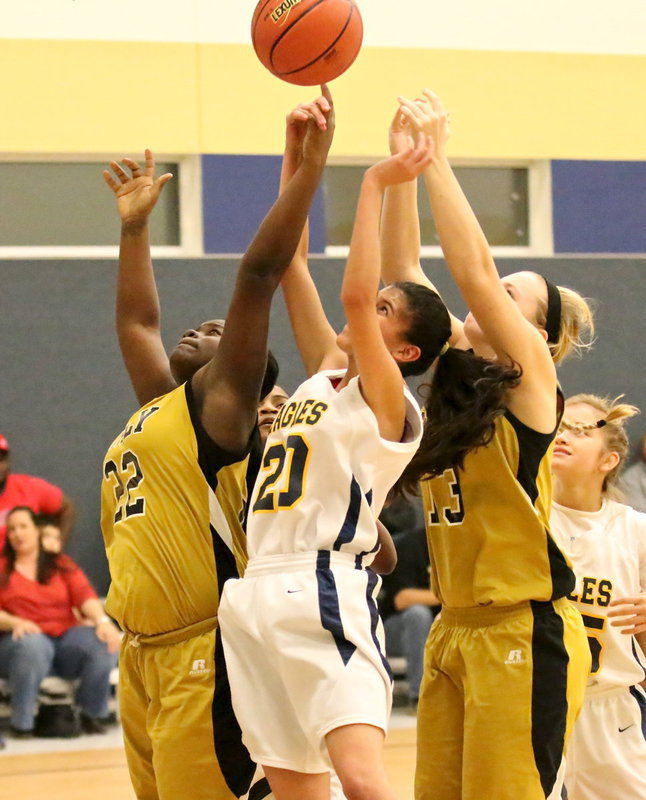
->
xmin=0 ymin=435 xmax=75 ymax=549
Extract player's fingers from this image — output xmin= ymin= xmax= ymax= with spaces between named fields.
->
xmin=618 ymin=626 xmax=644 ymax=635
xmin=154 ymin=173 xmax=174 ymax=191
xmin=423 ymin=88 xmax=446 ymax=115
xmin=314 ymin=94 xmax=330 ymax=114
xmin=320 ymin=83 xmax=333 ymax=106
xmin=607 ymin=604 xmax=635 ymax=615
xmin=287 ymin=110 xmax=310 ymax=127
xmin=102 ymin=170 xmax=120 ymax=192
xmin=608 ymin=616 xmax=634 ymax=626
xmin=111 ymin=161 xmax=131 ymax=184
xmin=304 ymin=101 xmax=327 ymax=129
xmin=397 ymin=96 xmax=424 ymax=120
xmin=399 ymin=105 xmax=424 ymax=131
xmin=389 ymin=107 xmax=403 ymax=128
xmin=122 ymin=158 xmax=143 ymax=178
xmin=144 ymin=149 xmax=156 ymax=177
xmin=610 ymin=595 xmax=641 ymax=605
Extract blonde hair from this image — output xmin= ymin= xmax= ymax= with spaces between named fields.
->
xmin=536 ymin=285 xmax=595 ymax=364
xmin=565 ymin=394 xmax=640 ymax=498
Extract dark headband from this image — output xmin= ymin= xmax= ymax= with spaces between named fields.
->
xmin=542 ymin=276 xmax=562 ymax=345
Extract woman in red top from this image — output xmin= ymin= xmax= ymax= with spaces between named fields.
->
xmin=0 ymin=507 xmax=120 ymax=737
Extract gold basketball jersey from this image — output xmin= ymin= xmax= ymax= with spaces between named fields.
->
xmin=420 ymin=408 xmax=574 ymax=608
xmin=101 ymin=381 xmax=249 ymax=635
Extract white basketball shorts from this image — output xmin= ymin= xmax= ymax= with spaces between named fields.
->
xmin=219 ymin=551 xmax=393 ymax=773
xmin=565 ymin=684 xmax=646 ymax=800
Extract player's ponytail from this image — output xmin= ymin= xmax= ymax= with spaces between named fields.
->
xmin=395 ymin=348 xmax=521 ymax=496
xmin=536 ymin=282 xmax=595 ymax=364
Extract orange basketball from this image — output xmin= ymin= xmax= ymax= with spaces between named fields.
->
xmin=251 ymin=0 xmax=363 ymax=86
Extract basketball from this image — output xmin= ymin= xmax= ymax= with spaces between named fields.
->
xmin=251 ymin=0 xmax=363 ymax=86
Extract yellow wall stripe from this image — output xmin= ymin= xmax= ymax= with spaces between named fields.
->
xmin=1 ymin=40 xmax=644 ymax=160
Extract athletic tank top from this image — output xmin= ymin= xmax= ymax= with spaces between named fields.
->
xmin=421 ymin=403 xmax=574 ymax=608
xmin=101 ymin=381 xmax=249 ymax=635
xmin=247 ymin=370 xmax=423 ymax=563
xmin=551 ymin=499 xmax=646 ymax=692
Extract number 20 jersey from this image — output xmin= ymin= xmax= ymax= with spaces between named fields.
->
xmin=247 ymin=370 xmax=423 ymax=561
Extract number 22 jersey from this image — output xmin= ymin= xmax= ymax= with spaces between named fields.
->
xmin=247 ymin=370 xmax=423 ymax=562
xmin=101 ymin=381 xmax=250 ymax=636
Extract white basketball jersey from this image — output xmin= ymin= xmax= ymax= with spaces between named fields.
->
xmin=550 ymin=499 xmax=646 ymax=692
xmin=247 ymin=370 xmax=422 ymax=562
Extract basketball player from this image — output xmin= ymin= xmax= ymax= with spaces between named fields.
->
xmin=380 ymin=91 xmax=594 ymax=800
xmin=218 ymin=128 xmax=459 ymax=800
xmin=100 ymin=91 xmax=334 ymax=800
xmin=550 ymin=394 xmax=646 ymax=800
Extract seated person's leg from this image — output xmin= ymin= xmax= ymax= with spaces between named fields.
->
xmin=53 ymin=625 xmax=116 ymax=727
xmin=400 ymin=605 xmax=434 ymax=704
xmin=0 ymin=632 xmax=55 ymax=734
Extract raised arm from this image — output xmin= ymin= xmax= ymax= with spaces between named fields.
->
xmin=380 ymin=109 xmax=466 ymax=347
xmin=341 ymin=138 xmax=432 ymax=442
xmin=279 ymin=95 xmax=346 ymax=376
xmin=102 ymin=151 xmax=175 ymax=406
xmin=192 ymin=92 xmax=335 ymax=453
xmin=380 ymin=108 xmax=428 ymax=287
xmin=400 ymin=91 xmax=557 ymax=431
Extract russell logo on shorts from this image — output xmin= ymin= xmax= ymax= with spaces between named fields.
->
xmin=189 ymin=659 xmax=211 ymax=676
xmin=504 ymin=649 xmax=526 ymax=665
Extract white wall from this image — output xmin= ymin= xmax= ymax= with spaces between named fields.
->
xmin=4 ymin=0 xmax=646 ymax=54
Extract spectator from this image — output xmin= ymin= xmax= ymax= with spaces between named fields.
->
xmin=0 ymin=507 xmax=120 ymax=738
xmin=0 ymin=435 xmax=75 ymax=549
xmin=38 ymin=515 xmax=63 ymax=554
xmin=379 ymin=498 xmax=440 ymax=709
xmin=621 ymin=432 xmax=646 ymax=513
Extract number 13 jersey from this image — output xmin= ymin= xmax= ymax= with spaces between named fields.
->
xmin=247 ymin=370 xmax=423 ymax=562
xmin=421 ymin=406 xmax=575 ymax=608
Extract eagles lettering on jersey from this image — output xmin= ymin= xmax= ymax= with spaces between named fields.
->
xmin=271 ymin=398 xmax=329 ymax=434
xmin=550 ymin=499 xmax=646 ymax=689
xmin=247 ymin=370 xmax=423 ymax=560
xmin=568 ymin=577 xmax=613 ymax=607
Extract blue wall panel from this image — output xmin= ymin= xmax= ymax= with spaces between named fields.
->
xmin=552 ymin=160 xmax=646 ymax=254
xmin=202 ymin=155 xmax=326 ymax=254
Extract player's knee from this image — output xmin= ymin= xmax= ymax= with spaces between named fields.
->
xmin=338 ymin=769 xmax=383 ymax=800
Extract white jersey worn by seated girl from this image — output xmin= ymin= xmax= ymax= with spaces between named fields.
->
xmin=219 ymin=369 xmax=423 ymax=775
xmin=550 ymin=499 xmax=646 ymax=800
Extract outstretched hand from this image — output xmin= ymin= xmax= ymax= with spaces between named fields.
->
xmin=366 ymin=134 xmax=434 ymax=189
xmin=102 ymin=149 xmax=173 ymax=225
xmin=398 ymin=89 xmax=450 ymax=158
xmin=286 ymin=86 xmax=331 ymax=148
xmin=388 ymin=107 xmax=415 ymax=155
xmin=298 ymin=84 xmax=335 ymax=166
xmin=607 ymin=594 xmax=646 ymax=635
